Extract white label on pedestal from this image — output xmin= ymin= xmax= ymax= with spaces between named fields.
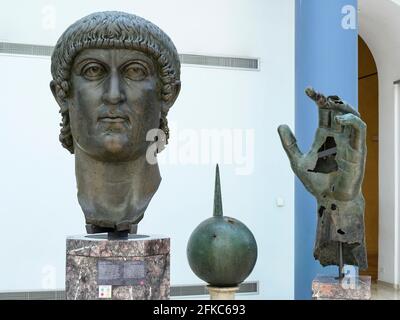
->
xmin=99 ymin=285 xmax=112 ymax=299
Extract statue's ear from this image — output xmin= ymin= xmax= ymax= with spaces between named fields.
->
xmin=50 ymin=80 xmax=66 ymax=107
xmin=162 ymin=81 xmax=181 ymax=111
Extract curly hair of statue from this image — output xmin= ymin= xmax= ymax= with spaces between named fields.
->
xmin=50 ymin=11 xmax=181 ymax=153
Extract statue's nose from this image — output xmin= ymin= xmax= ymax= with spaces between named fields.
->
xmin=102 ymin=72 xmax=126 ymax=105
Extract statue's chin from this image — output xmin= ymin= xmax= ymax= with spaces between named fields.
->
xmin=75 ymin=134 xmax=146 ymax=162
xmin=95 ymin=134 xmax=138 ymax=162
xmin=102 ymin=134 xmax=127 ymax=154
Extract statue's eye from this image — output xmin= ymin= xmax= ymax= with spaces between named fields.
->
xmin=82 ymin=63 xmax=106 ymax=80
xmin=124 ymin=63 xmax=148 ymax=81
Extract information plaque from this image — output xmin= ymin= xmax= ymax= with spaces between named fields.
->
xmin=97 ymin=260 xmax=146 ymax=286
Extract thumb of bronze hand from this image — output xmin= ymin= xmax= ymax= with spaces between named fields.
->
xmin=277 ymin=124 xmax=303 ymax=170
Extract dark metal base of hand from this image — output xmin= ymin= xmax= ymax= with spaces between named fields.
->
xmin=336 ymin=242 xmax=345 ymax=279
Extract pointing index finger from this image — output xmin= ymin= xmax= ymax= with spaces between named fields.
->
xmin=305 ymin=87 xmax=360 ymax=117
xmin=305 ymin=87 xmax=328 ymax=108
xmin=306 ymin=87 xmax=330 ymax=128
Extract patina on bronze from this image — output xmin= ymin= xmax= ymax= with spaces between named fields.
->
xmin=50 ymin=11 xmax=181 ymax=237
xmin=278 ymin=88 xmax=367 ymax=272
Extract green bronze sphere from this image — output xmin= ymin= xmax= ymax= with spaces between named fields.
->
xmin=187 ymin=215 xmax=258 ymax=287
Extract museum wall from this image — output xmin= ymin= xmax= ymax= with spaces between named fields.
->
xmin=359 ymin=0 xmax=400 ymax=286
xmin=0 ymin=0 xmax=295 ymax=298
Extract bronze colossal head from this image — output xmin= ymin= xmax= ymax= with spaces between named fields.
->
xmin=50 ymin=11 xmax=181 ymax=236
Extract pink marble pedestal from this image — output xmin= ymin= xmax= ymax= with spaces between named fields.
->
xmin=312 ymin=275 xmax=371 ymax=300
xmin=66 ymin=234 xmax=170 ymax=300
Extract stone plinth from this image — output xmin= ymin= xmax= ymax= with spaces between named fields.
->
xmin=207 ymin=286 xmax=239 ymax=300
xmin=66 ymin=234 xmax=170 ymax=300
xmin=312 ymin=275 xmax=371 ymax=300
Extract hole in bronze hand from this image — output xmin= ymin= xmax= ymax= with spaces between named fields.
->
xmin=308 ymin=136 xmax=338 ymax=174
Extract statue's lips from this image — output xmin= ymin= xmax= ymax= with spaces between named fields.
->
xmin=98 ymin=116 xmax=129 ymax=123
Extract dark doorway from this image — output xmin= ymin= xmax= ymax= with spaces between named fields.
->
xmin=358 ymin=36 xmax=379 ymax=281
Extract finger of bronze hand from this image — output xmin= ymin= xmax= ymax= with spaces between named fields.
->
xmin=335 ymin=114 xmax=366 ymax=151
xmin=327 ymin=96 xmax=360 ymax=117
xmin=305 ymin=87 xmax=328 ymax=108
xmin=277 ymin=125 xmax=303 ymax=167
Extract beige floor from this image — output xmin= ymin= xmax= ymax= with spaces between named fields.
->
xmin=371 ymin=282 xmax=400 ymax=300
